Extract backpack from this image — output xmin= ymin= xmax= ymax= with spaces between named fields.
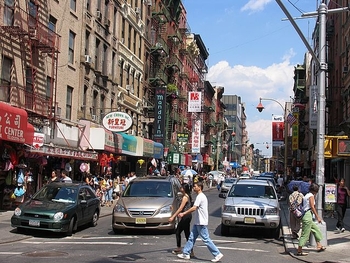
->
xmin=290 ymin=193 xmax=305 ymax=219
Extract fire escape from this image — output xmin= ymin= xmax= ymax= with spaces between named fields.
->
xmin=0 ymin=2 xmax=60 ymax=122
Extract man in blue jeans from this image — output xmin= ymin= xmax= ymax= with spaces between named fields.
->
xmin=177 ymin=181 xmax=223 ymax=262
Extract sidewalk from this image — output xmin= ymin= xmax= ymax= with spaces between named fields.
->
xmin=280 ymin=200 xmax=350 ymax=263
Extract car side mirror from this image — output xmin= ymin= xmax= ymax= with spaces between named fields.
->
xmin=219 ymin=193 xmax=227 ymax=199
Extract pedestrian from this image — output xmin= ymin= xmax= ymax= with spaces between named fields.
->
xmin=104 ymin=174 xmax=113 ymax=207
xmin=289 ymin=185 xmax=304 ymax=239
xmin=48 ymin=170 xmax=59 ymax=183
xmin=177 ymin=181 xmax=223 ymax=262
xmin=169 ymin=183 xmax=193 ymax=256
xmin=336 ymin=178 xmax=350 ymax=232
xmin=296 ymin=183 xmax=326 ymax=256
xmin=61 ymin=170 xmax=72 ymax=183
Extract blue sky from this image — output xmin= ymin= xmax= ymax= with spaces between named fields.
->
xmin=183 ymin=0 xmax=321 ymax=156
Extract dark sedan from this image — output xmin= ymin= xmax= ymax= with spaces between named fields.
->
xmin=11 ymin=182 xmax=100 ymax=236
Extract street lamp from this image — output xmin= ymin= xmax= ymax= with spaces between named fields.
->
xmin=256 ymin=98 xmax=288 ymax=182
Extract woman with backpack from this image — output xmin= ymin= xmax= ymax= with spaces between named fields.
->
xmin=169 ymin=183 xmax=193 ymax=257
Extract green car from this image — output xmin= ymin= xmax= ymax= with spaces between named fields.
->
xmin=11 ymin=182 xmax=100 ymax=236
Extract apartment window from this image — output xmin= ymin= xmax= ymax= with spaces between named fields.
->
xmin=100 ymin=94 xmax=105 ymax=120
xmin=0 ymin=56 xmax=12 ymax=102
xmin=133 ymin=30 xmax=137 ymax=53
xmin=70 ymin=0 xmax=76 ymax=12
xmin=4 ymin=0 xmax=14 ymax=26
xmin=128 ymin=24 xmax=132 ymax=49
xmin=66 ymin=86 xmax=73 ymax=119
xmin=119 ymin=60 xmax=124 ymax=87
xmin=102 ymin=44 xmax=107 ymax=75
xmin=86 ymin=0 xmax=91 ymax=12
xmin=85 ymin=30 xmax=90 ymax=55
xmin=68 ymin=31 xmax=76 ymax=64
xmin=83 ymin=85 xmax=88 ymax=115
xmin=112 ymin=52 xmax=116 ymax=80
xmin=92 ymin=90 xmax=98 ymax=116
xmin=48 ymin=16 xmax=57 ymax=46
xmin=46 ymin=76 xmax=52 ymax=99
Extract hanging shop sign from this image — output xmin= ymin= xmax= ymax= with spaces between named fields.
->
xmin=102 ymin=111 xmax=133 ymax=132
xmin=29 ymin=145 xmax=98 ymax=161
xmin=153 ymin=87 xmax=166 ymax=146
xmin=33 ymin=132 xmax=45 ymax=149
xmin=0 ymin=102 xmax=34 ymax=144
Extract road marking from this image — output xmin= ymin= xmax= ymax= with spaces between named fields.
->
xmin=199 ymin=245 xmax=269 ymax=253
xmin=0 ymin=252 xmax=22 ymax=255
xmin=70 ymin=236 xmax=138 ymax=239
xmin=21 ymin=241 xmax=132 ymax=245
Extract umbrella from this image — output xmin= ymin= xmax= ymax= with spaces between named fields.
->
xmin=287 ymin=180 xmax=311 ymax=195
xmin=181 ymin=169 xmax=198 ymax=176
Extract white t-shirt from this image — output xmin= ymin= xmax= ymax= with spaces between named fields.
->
xmin=302 ymin=192 xmax=314 ymax=212
xmin=277 ymin=177 xmax=284 ymax=186
xmin=193 ymin=192 xmax=208 ymax=225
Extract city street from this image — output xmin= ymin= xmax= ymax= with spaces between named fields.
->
xmin=0 ymin=189 xmax=300 ymax=263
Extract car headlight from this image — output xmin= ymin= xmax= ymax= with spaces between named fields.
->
xmin=114 ymin=204 xmax=125 ymax=213
xmin=223 ymin=205 xmax=236 ymax=213
xmin=265 ymin=207 xmax=278 ymax=215
xmin=14 ymin=207 xmax=21 ymax=216
xmin=53 ymin=212 xmax=64 ymax=221
xmin=159 ymin=205 xmax=172 ymax=214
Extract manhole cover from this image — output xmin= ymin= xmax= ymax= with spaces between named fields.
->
xmin=23 ymin=251 xmax=68 ymax=258
xmin=111 ymin=254 xmax=146 ymax=262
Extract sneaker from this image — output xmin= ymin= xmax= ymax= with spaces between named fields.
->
xmin=336 ymin=227 xmax=340 ymax=231
xmin=172 ymin=249 xmax=182 ymax=255
xmin=211 ymin=253 xmax=223 ymax=262
xmin=177 ymin=253 xmax=190 ymax=260
xmin=341 ymin=228 xmax=345 ymax=232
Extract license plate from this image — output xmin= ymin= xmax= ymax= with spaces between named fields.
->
xmin=135 ymin=218 xmax=146 ymax=224
xmin=244 ymin=217 xmax=256 ymax=224
xmin=29 ymin=220 xmax=40 ymax=227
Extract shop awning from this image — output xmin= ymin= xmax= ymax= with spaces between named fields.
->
xmin=143 ymin=138 xmax=154 ymax=157
xmin=28 ymin=144 xmax=98 ymax=161
xmin=89 ymin=128 xmax=122 ymax=153
xmin=118 ymin=132 xmax=137 ymax=156
xmin=135 ymin=136 xmax=143 ymax=156
xmin=0 ymin=102 xmax=34 ymax=144
xmin=153 ymin=142 xmax=164 ymax=159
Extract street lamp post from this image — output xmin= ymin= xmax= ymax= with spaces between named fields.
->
xmin=256 ymin=98 xmax=288 ymax=182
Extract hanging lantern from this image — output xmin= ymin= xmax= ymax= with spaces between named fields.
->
xmin=137 ymin=159 xmax=145 ymax=168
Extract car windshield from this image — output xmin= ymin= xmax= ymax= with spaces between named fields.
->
xmin=228 ymin=184 xmax=276 ymax=199
xmin=224 ymin=178 xmax=236 ymax=184
xmin=33 ymin=185 xmax=78 ymax=203
xmin=123 ymin=181 xmax=173 ymax=198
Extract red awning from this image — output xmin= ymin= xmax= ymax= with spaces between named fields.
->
xmin=0 ymin=102 xmax=34 ymax=144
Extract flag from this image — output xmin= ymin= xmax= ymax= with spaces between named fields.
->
xmin=287 ymin=113 xmax=297 ymax=126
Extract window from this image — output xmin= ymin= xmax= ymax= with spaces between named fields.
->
xmin=85 ymin=30 xmax=90 ymax=55
xmin=68 ymin=31 xmax=76 ymax=64
xmin=70 ymin=0 xmax=76 ymax=12
xmin=48 ymin=15 xmax=57 ymax=46
xmin=46 ymin=76 xmax=52 ymax=99
xmin=66 ymin=86 xmax=73 ymax=119
xmin=0 ymin=56 xmax=12 ymax=102
xmin=119 ymin=60 xmax=124 ymax=87
xmin=4 ymin=0 xmax=15 ymax=26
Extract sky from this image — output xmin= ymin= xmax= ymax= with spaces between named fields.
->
xmin=182 ymin=0 xmax=323 ymax=157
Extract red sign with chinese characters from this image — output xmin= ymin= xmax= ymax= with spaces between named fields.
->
xmin=0 ymin=102 xmax=34 ymax=144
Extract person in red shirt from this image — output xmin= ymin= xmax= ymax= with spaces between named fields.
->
xmin=336 ymin=178 xmax=350 ymax=232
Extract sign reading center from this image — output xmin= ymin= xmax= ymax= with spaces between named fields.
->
xmin=102 ymin=111 xmax=133 ymax=132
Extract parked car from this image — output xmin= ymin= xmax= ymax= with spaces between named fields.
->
xmin=220 ymin=178 xmax=237 ymax=194
xmin=219 ymin=179 xmax=280 ymax=238
xmin=11 ymin=182 xmax=100 ymax=236
xmin=112 ymin=176 xmax=182 ymax=234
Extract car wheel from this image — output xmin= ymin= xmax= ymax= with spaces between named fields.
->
xmin=220 ymin=223 xmax=230 ymax=236
xmin=67 ymin=217 xmax=75 ymax=236
xmin=89 ymin=210 xmax=99 ymax=227
xmin=17 ymin=227 xmax=26 ymax=234
xmin=269 ymin=225 xmax=281 ymax=239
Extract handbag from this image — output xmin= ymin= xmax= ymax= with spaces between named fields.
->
xmin=290 ymin=194 xmax=305 ymax=219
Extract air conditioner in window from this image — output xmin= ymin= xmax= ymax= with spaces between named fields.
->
xmin=104 ymin=19 xmax=110 ymax=27
xmin=343 ymin=66 xmax=349 ymax=74
xmin=135 ymin=7 xmax=141 ymax=14
xmin=91 ymin=115 xmax=97 ymax=121
xmin=96 ymin=10 xmax=102 ymax=19
xmin=84 ymin=55 xmax=92 ymax=64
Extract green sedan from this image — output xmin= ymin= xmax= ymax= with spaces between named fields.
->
xmin=11 ymin=182 xmax=100 ymax=236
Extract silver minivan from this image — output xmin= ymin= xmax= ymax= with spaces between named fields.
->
xmin=112 ymin=176 xmax=182 ymax=234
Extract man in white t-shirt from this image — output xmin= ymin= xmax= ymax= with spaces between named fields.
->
xmin=177 ymin=181 xmax=223 ymax=262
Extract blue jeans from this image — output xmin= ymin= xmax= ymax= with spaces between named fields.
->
xmin=105 ymin=188 xmax=112 ymax=201
xmin=183 ymin=225 xmax=221 ymax=257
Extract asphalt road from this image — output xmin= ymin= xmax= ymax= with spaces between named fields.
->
xmin=0 ymin=189 xmax=300 ymax=263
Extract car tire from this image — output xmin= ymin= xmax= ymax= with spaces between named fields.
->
xmin=17 ymin=227 xmax=26 ymax=234
xmin=269 ymin=225 xmax=281 ymax=239
xmin=89 ymin=210 xmax=99 ymax=227
xmin=220 ymin=223 xmax=230 ymax=236
xmin=67 ymin=217 xmax=75 ymax=236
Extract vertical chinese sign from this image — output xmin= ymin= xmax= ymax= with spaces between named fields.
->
xmin=153 ymin=87 xmax=166 ymax=146
xmin=191 ymin=120 xmax=201 ymax=154
xmin=188 ymin=91 xmax=202 ymax=112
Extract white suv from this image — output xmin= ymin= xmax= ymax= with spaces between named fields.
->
xmin=219 ymin=179 xmax=281 ymax=238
